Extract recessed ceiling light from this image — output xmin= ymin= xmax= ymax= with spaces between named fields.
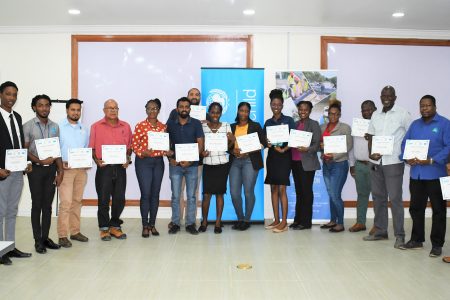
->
xmin=392 ymin=12 xmax=405 ymax=18
xmin=68 ymin=9 xmax=81 ymax=15
xmin=243 ymin=9 xmax=255 ymax=16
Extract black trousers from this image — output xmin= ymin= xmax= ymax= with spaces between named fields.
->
xmin=291 ymin=160 xmax=316 ymax=227
xmin=95 ymin=165 xmax=126 ymax=229
xmin=409 ymin=179 xmax=447 ymax=247
xmin=28 ymin=164 xmax=57 ymax=242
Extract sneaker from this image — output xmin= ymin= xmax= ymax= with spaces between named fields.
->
xmin=186 ymin=224 xmax=199 ymax=235
xmin=429 ymin=247 xmax=442 ymax=257
xmin=363 ymin=233 xmax=388 ymax=241
xmin=398 ymin=240 xmax=423 ymax=250
xmin=70 ymin=233 xmax=89 ymax=242
xmin=58 ymin=237 xmax=72 ymax=248
xmin=394 ymin=237 xmax=406 ymax=249
xmin=110 ymin=227 xmax=127 ymax=239
xmin=100 ymin=230 xmax=111 ymax=241
xmin=168 ymin=224 xmax=180 ymax=234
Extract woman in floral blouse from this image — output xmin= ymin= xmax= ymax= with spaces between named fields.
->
xmin=132 ymin=98 xmax=169 ymax=238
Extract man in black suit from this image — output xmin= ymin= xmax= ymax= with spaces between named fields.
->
xmin=0 ymin=81 xmax=32 ymax=265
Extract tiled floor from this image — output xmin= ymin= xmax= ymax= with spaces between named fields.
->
xmin=1 ymin=217 xmax=450 ymax=300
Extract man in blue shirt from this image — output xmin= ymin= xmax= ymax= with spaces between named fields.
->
xmin=399 ymin=95 xmax=450 ymax=257
xmin=166 ymin=97 xmax=204 ymax=235
xmin=57 ymin=99 xmax=90 ymax=247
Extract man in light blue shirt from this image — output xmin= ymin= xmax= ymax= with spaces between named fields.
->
xmin=57 ymin=99 xmax=90 ymax=248
xmin=398 ymin=95 xmax=450 ymax=257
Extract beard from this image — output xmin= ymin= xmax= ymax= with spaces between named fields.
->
xmin=179 ymin=111 xmax=189 ymax=119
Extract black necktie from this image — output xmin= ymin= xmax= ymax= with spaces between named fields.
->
xmin=9 ymin=114 xmax=20 ymax=149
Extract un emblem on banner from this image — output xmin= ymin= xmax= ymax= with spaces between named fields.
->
xmin=206 ymin=89 xmax=229 ymax=113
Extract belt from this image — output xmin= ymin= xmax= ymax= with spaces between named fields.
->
xmin=357 ymin=160 xmax=369 ymax=165
xmin=32 ymin=162 xmax=53 ymax=167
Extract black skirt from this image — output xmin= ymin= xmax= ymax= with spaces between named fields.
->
xmin=202 ymin=163 xmax=230 ymax=194
xmin=264 ymin=148 xmax=291 ymax=186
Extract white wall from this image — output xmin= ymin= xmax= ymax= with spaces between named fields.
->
xmin=1 ymin=27 xmax=449 ymax=218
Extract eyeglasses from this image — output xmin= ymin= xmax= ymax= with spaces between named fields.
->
xmin=105 ymin=107 xmax=119 ymax=111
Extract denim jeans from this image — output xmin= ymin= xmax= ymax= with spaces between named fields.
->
xmin=135 ymin=156 xmax=165 ymax=227
xmin=322 ymin=160 xmax=349 ymax=225
xmin=229 ymin=157 xmax=259 ymax=222
xmin=169 ymin=164 xmax=198 ymax=226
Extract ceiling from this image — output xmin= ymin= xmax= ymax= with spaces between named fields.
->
xmin=1 ymin=0 xmax=449 ymax=30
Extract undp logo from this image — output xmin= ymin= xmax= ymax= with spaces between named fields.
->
xmin=206 ymin=89 xmax=229 ymax=114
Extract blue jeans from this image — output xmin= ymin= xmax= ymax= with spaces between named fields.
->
xmin=229 ymin=157 xmax=259 ymax=222
xmin=322 ymin=160 xmax=349 ymax=225
xmin=169 ymin=165 xmax=198 ymax=226
xmin=135 ymin=156 xmax=165 ymax=227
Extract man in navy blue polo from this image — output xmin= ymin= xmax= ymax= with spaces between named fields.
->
xmin=399 ymin=95 xmax=450 ymax=257
xmin=166 ymin=97 xmax=204 ymax=235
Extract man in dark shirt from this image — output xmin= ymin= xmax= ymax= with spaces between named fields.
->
xmin=166 ymin=97 xmax=204 ymax=235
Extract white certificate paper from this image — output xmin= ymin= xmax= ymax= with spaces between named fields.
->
xmin=175 ymin=143 xmax=199 ymax=161
xmin=35 ymin=137 xmax=61 ymax=160
xmin=266 ymin=124 xmax=290 ymax=144
xmin=323 ymin=135 xmax=347 ymax=154
xmin=403 ymin=139 xmax=430 ymax=160
xmin=236 ymin=132 xmax=261 ymax=154
xmin=68 ymin=148 xmax=92 ymax=168
xmin=371 ymin=136 xmax=395 ymax=155
xmin=190 ymin=106 xmax=207 ymax=121
xmin=148 ymin=132 xmax=170 ymax=151
xmin=5 ymin=149 xmax=28 ymax=172
xmin=205 ymin=133 xmax=228 ymax=152
xmin=102 ymin=145 xmax=127 ymax=164
xmin=288 ymin=129 xmax=312 ymax=148
xmin=351 ymin=118 xmax=371 ymax=137
xmin=439 ymin=176 xmax=450 ymax=200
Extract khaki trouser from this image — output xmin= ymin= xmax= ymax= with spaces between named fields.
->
xmin=57 ymin=169 xmax=87 ymax=238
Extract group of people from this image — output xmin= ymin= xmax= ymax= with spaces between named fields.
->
xmin=0 ymin=81 xmax=449 ymax=266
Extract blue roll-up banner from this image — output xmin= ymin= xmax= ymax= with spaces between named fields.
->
xmin=201 ymin=68 xmax=265 ymax=222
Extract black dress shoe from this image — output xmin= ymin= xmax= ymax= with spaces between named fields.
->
xmin=293 ymin=225 xmax=311 ymax=230
xmin=185 ymin=224 xmax=199 ymax=235
xmin=168 ymin=224 xmax=180 ymax=234
xmin=44 ymin=238 xmax=61 ymax=250
xmin=35 ymin=242 xmax=47 ymax=254
xmin=0 ymin=255 xmax=12 ymax=265
xmin=214 ymin=226 xmax=222 ymax=234
xmin=232 ymin=221 xmax=243 ymax=230
xmin=239 ymin=222 xmax=251 ymax=231
xmin=289 ymin=222 xmax=299 ymax=229
xmin=8 ymin=248 xmax=32 ymax=258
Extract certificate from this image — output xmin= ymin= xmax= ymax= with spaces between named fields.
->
xmin=148 ymin=132 xmax=170 ymax=151
xmin=371 ymin=136 xmax=394 ymax=155
xmin=323 ymin=135 xmax=347 ymax=154
xmin=102 ymin=145 xmax=127 ymax=164
xmin=68 ymin=148 xmax=92 ymax=168
xmin=236 ymin=132 xmax=261 ymax=154
xmin=266 ymin=124 xmax=289 ymax=144
xmin=351 ymin=118 xmax=371 ymax=137
xmin=403 ymin=139 xmax=430 ymax=160
xmin=288 ymin=129 xmax=312 ymax=148
xmin=35 ymin=137 xmax=61 ymax=160
xmin=439 ymin=176 xmax=450 ymax=200
xmin=205 ymin=133 xmax=228 ymax=152
xmin=5 ymin=149 xmax=28 ymax=172
xmin=175 ymin=143 xmax=199 ymax=161
xmin=190 ymin=105 xmax=207 ymax=121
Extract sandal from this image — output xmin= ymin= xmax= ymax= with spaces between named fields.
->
xmin=198 ymin=224 xmax=207 ymax=233
xmin=214 ymin=226 xmax=222 ymax=234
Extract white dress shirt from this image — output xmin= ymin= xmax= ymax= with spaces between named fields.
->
xmin=0 ymin=106 xmax=22 ymax=148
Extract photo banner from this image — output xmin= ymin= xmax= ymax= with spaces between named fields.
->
xmin=276 ymin=70 xmax=338 ymax=222
xmin=201 ymin=68 xmax=265 ymax=221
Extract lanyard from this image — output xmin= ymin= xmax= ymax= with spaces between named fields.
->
xmin=36 ymin=122 xmax=50 ymax=139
